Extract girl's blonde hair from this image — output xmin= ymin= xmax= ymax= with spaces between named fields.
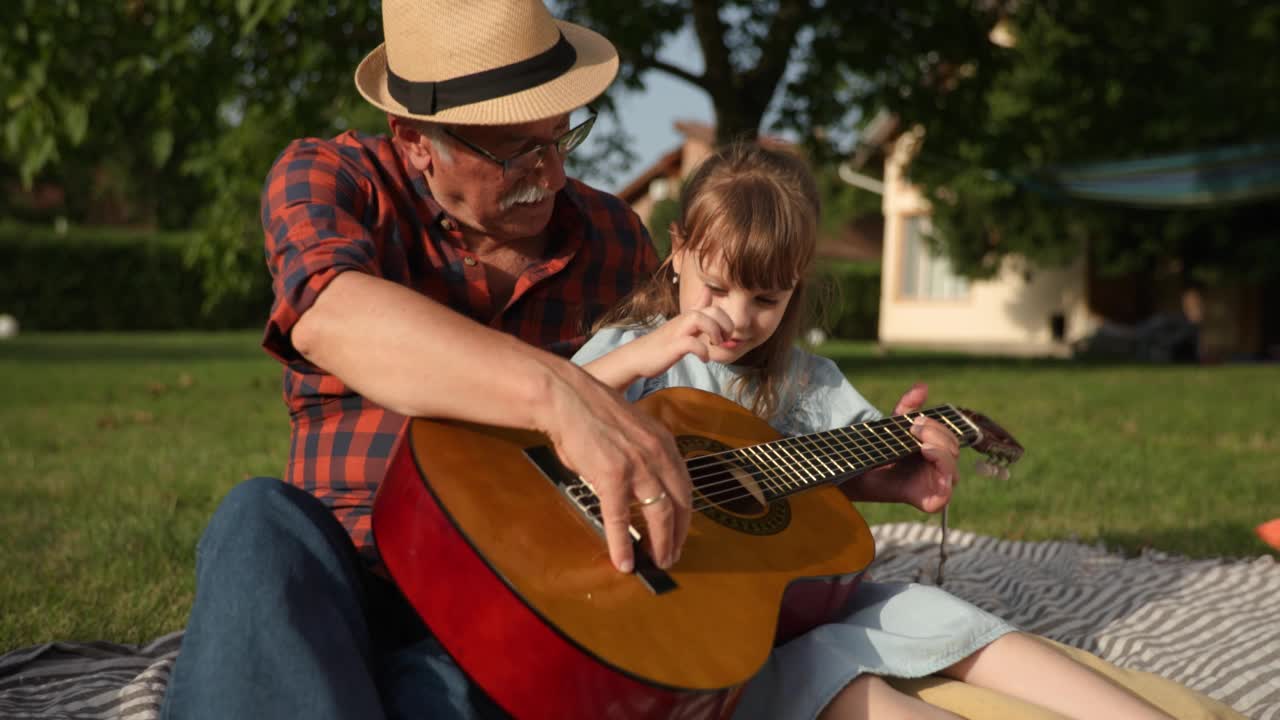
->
xmin=595 ymin=140 xmax=821 ymax=420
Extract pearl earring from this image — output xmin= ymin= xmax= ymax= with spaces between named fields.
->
xmin=672 ymin=272 xmax=679 ymax=285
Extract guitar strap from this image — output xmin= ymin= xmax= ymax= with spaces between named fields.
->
xmin=916 ymin=506 xmax=951 ymax=587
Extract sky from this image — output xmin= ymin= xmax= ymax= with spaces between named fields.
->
xmin=580 ymin=26 xmax=714 ymax=194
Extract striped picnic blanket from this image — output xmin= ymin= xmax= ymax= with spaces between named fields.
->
xmin=2 ymin=522 xmax=1277 ymax=719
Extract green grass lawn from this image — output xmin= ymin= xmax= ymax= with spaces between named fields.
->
xmin=1 ymin=332 xmax=1277 ymax=651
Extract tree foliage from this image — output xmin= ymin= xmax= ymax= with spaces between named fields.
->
xmin=5 ymin=0 xmax=1278 ymax=313
xmin=560 ymin=0 xmax=1280 ymax=286
xmin=901 ymin=1 xmax=1280 ymax=284
xmin=3 ymin=0 xmax=385 ymax=304
xmin=558 ymin=0 xmax=1002 ymax=154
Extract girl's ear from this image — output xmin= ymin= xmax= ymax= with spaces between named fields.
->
xmin=668 ymin=224 xmax=686 ymax=275
xmin=667 ymin=223 xmax=683 ymax=248
xmin=670 ymin=247 xmax=686 ymax=277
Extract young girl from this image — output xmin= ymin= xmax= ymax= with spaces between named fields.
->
xmin=571 ymin=142 xmax=1175 ymax=720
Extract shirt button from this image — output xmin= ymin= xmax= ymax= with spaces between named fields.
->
xmin=463 ymin=256 xmax=477 ymax=266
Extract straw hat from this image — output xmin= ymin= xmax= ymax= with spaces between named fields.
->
xmin=355 ymin=0 xmax=619 ymax=125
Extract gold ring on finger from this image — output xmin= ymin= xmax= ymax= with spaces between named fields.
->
xmin=636 ymin=491 xmax=668 ymax=507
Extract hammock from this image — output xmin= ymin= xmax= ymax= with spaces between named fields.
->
xmin=1041 ymin=141 xmax=1280 ymax=209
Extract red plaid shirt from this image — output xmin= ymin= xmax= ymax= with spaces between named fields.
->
xmin=260 ymin=130 xmax=657 ymax=562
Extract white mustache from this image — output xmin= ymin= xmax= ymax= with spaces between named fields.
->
xmin=499 ymin=184 xmax=550 ymax=211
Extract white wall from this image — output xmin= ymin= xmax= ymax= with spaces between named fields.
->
xmin=878 ymin=132 xmax=1097 ymax=356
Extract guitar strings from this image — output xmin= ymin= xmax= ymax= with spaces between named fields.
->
xmin=673 ymin=408 xmax=962 ymax=508
xmin=571 ymin=408 xmax=971 ymax=513
xmin=670 ymin=407 xmax=953 ymax=485
xmin=572 ymin=420 xmax=913 ymax=510
xmin=675 ymin=407 xmax=956 ymax=492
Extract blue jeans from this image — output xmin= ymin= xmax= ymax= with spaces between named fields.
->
xmin=161 ymin=477 xmax=508 ymax=720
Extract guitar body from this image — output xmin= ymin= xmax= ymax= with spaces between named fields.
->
xmin=374 ymin=387 xmax=877 ymax=720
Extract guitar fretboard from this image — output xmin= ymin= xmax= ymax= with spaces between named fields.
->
xmin=687 ymin=404 xmax=980 ymax=502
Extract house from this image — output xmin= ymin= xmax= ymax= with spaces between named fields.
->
xmin=871 ymin=124 xmax=1273 ymax=360
xmin=873 ymin=127 xmax=1095 ymax=357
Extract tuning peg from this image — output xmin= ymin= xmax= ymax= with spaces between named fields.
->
xmin=974 ymin=458 xmax=1000 ymax=478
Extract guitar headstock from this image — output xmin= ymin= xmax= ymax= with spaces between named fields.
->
xmin=955 ymin=408 xmax=1024 ymax=480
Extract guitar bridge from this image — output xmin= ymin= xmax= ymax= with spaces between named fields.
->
xmin=523 ymin=445 xmax=676 ymax=595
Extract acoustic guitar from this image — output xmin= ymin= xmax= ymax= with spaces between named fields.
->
xmin=373 ymin=387 xmax=1023 ymax=719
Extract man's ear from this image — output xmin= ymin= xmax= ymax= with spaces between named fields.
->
xmin=389 ymin=116 xmax=434 ymax=173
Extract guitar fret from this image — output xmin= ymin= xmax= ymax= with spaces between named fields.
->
xmin=899 ymin=415 xmax=923 ymax=451
xmin=803 ymin=434 xmax=840 ymax=480
xmin=775 ymin=437 xmax=817 ymax=486
xmin=763 ymin=439 xmax=799 ymax=489
xmin=788 ymin=435 xmax=827 ymax=483
xmin=838 ymin=429 xmax=874 ymax=473
xmin=756 ymin=447 xmax=792 ymax=497
xmin=739 ymin=446 xmax=788 ymax=497
xmin=887 ymin=416 xmax=918 ymax=454
xmin=850 ymin=423 xmax=892 ymax=463
xmin=936 ymin=411 xmax=967 ymax=440
xmin=836 ymin=426 xmax=878 ymax=468
xmin=757 ymin=443 xmax=798 ymax=491
xmin=772 ymin=441 xmax=807 ymax=490
xmin=747 ymin=444 xmax=798 ymax=492
xmin=811 ymin=431 xmax=853 ymax=476
xmin=875 ymin=420 xmax=913 ymax=456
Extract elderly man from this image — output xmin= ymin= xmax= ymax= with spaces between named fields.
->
xmin=161 ymin=1 xmax=692 ymax=718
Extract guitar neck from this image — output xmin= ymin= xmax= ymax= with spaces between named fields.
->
xmin=723 ymin=405 xmax=981 ymax=501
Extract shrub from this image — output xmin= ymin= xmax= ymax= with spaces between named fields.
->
xmin=812 ymin=259 xmax=881 ymax=340
xmin=0 ymin=222 xmax=269 ymax=331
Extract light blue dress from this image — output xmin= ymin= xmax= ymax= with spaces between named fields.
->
xmin=572 ymin=324 xmax=1017 ymax=720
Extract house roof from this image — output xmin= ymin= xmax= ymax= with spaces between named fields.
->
xmin=616 ymin=120 xmax=885 ymax=262
xmin=818 ymin=214 xmax=885 ymax=262
xmin=617 ymin=146 xmax=682 ymax=205
xmin=618 ymin=120 xmax=806 ymax=204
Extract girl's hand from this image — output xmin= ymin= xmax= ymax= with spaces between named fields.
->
xmin=840 ymin=383 xmax=960 ymax=512
xmin=893 ymin=383 xmax=960 ymax=513
xmin=624 ymin=308 xmax=735 ymax=379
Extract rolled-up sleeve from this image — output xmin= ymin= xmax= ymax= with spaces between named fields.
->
xmin=261 ymin=139 xmax=381 ymax=366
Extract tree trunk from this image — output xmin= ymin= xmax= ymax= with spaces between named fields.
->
xmin=711 ymin=94 xmax=768 ymax=145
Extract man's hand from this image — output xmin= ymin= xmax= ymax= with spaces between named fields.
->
xmin=537 ymin=361 xmax=692 ymax=573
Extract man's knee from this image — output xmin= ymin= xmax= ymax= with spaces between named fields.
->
xmin=206 ymin=477 xmax=292 ymax=535
xmin=198 ymin=477 xmax=325 ymax=560
xmin=198 ymin=476 xmax=358 ymax=576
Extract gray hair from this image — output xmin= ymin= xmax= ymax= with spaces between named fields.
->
xmin=404 ymin=118 xmax=453 ymax=162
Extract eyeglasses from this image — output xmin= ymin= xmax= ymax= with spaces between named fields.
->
xmin=441 ymin=112 xmax=596 ymax=177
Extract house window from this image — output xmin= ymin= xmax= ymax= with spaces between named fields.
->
xmin=899 ymin=215 xmax=968 ymax=300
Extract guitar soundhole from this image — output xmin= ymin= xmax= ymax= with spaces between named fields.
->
xmin=677 ymin=435 xmax=791 ymax=536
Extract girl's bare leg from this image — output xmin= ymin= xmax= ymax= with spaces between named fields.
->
xmin=941 ymin=632 xmax=1172 ymax=720
xmin=818 ymin=674 xmax=963 ymax=720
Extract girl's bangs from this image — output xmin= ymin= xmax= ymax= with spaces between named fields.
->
xmin=686 ymin=185 xmax=815 ymax=291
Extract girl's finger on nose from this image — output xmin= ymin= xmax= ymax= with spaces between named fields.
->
xmin=692 ymin=313 xmax=723 ymax=343
xmin=708 ymin=306 xmax=733 ymax=334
